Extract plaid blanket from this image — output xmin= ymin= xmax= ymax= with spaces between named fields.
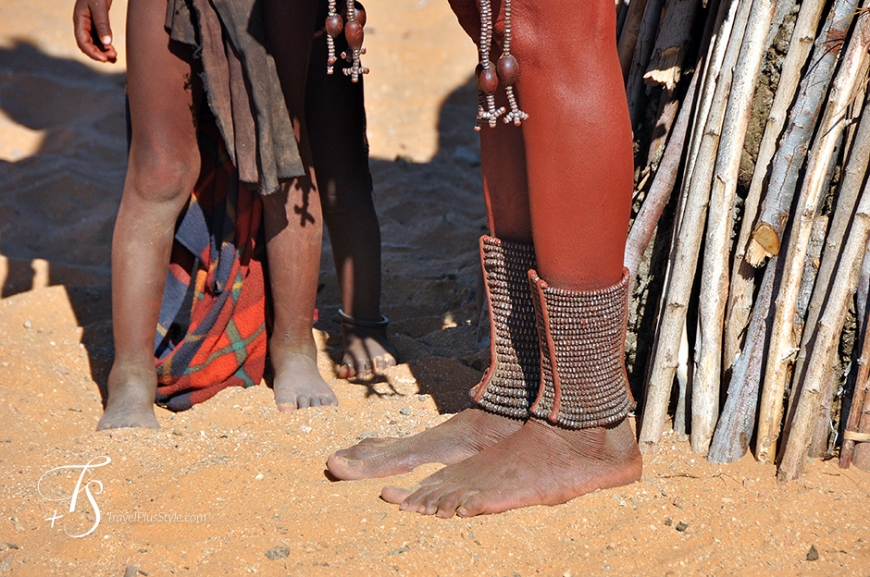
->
xmin=153 ymin=122 xmax=268 ymax=411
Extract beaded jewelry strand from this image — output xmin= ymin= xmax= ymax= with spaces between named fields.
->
xmin=325 ymin=0 xmax=369 ymax=82
xmin=475 ymin=0 xmax=527 ymax=131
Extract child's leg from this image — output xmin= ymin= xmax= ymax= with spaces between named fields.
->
xmin=261 ymin=0 xmax=338 ymax=410
xmin=305 ymin=16 xmax=396 ymax=380
xmin=99 ymin=0 xmax=201 ymax=429
xmin=326 ymin=66 xmax=535 ymax=480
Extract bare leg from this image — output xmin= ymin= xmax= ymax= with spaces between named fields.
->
xmin=305 ymin=21 xmax=397 ymax=380
xmin=381 ymin=0 xmax=642 ymax=516
xmin=326 ymin=70 xmax=532 ymax=480
xmin=99 ymin=0 xmax=201 ymax=430
xmin=262 ymin=0 xmax=337 ymax=411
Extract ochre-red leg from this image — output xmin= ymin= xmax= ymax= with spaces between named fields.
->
xmin=379 ymin=0 xmax=642 ymax=517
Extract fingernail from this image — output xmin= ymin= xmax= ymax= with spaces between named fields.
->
xmin=101 ymin=35 xmax=112 ymax=45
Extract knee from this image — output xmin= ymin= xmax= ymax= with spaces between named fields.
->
xmin=507 ymin=1 xmax=613 ymax=66
xmin=318 ymin=174 xmax=373 ymax=217
xmin=126 ymin=140 xmax=200 ymax=205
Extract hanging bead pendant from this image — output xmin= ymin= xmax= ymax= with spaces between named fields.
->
xmin=341 ymin=0 xmax=369 ymax=82
xmin=475 ymin=0 xmax=526 ymax=129
xmin=325 ymin=0 xmax=369 ymax=81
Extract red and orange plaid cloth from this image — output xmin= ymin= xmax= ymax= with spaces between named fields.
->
xmin=153 ymin=122 xmax=268 ymax=411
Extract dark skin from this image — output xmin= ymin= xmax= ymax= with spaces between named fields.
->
xmin=328 ymin=0 xmax=642 ymax=517
xmin=73 ymin=0 xmax=395 ymax=428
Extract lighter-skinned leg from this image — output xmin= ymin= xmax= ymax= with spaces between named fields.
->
xmin=99 ymin=0 xmax=201 ymax=430
xmin=262 ymin=0 xmax=338 ymax=410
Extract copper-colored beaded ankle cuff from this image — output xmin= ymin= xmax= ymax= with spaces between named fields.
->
xmin=528 ymin=268 xmax=632 ymax=429
xmin=469 ymin=236 xmax=539 ymax=419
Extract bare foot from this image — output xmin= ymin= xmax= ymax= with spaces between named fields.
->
xmin=271 ymin=341 xmax=338 ymax=411
xmin=337 ymin=325 xmax=398 ymax=380
xmin=326 ymin=407 xmax=523 ymax=480
xmin=380 ymin=418 xmax=642 ymax=518
xmin=97 ymin=364 xmax=160 ymax=430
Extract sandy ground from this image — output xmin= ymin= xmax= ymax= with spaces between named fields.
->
xmin=1 ymin=1 xmax=869 ymax=575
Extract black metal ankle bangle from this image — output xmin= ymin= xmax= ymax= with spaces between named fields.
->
xmin=337 ymin=308 xmax=389 ymax=329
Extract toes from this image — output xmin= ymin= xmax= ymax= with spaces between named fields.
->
xmin=434 ymin=490 xmax=464 ymax=518
xmin=338 ymin=353 xmax=356 ymax=379
xmin=355 ymin=358 xmax=374 ymax=381
xmin=380 ymin=485 xmax=412 ymax=504
xmin=373 ymin=353 xmax=397 ymax=374
xmin=297 ymin=396 xmax=312 ymax=409
xmin=455 ymin=492 xmax=496 ymax=518
xmin=276 ymin=402 xmax=297 ymax=413
xmin=397 ymin=486 xmax=437 ymax=514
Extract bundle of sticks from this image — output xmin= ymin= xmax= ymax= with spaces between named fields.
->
xmin=618 ymin=0 xmax=870 ymax=478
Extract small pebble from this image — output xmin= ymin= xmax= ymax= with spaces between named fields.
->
xmin=264 ymin=546 xmax=289 ymax=560
xmin=664 ymin=517 xmax=673 ymax=527
xmin=399 ymin=408 xmax=410 ymax=415
xmin=299 ymin=425 xmax=312 ymax=433
xmin=675 ymin=522 xmax=688 ymax=532
xmin=254 ymin=473 xmax=264 ymax=481
xmin=807 ymin=545 xmax=819 ymax=561
xmin=23 ymin=320 xmax=32 ymax=329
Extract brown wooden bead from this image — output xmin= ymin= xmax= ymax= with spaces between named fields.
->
xmin=341 ymin=4 xmax=367 ymax=27
xmin=497 ymin=54 xmax=519 ymax=86
xmin=325 ymin=14 xmax=344 ymax=38
xmin=345 ymin=21 xmax=364 ymax=50
xmin=476 ymin=64 xmax=498 ymax=95
xmin=354 ymin=6 xmax=367 ymax=27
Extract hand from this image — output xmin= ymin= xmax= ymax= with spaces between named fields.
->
xmin=73 ymin=0 xmax=117 ymax=63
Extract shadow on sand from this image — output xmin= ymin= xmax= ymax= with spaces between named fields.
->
xmin=0 ymin=39 xmax=492 ymax=415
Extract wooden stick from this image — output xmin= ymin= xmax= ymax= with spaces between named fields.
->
xmin=618 ymin=0 xmax=650 ymax=81
xmin=674 ymin=319 xmax=690 ymax=441
xmin=647 ymin=0 xmax=721 ymax=171
xmin=779 ymin=174 xmax=870 ymax=481
xmin=643 ymin=0 xmax=701 ymax=91
xmin=708 ymin=256 xmax=779 ymax=462
xmin=745 ymin=0 xmax=862 ymax=267
xmin=646 ymin=89 xmax=680 ymax=168
xmin=617 ymin=0 xmax=631 ymax=41
xmin=802 ymin=91 xmax=870 ymax=455
xmin=773 ymin=86 xmax=870 ymax=457
xmin=626 ymin=0 xmax=668 ymax=128
xmin=758 ymin=6 xmax=870 ymax=466
xmin=722 ymin=0 xmax=828 ymax=374
xmin=852 ymin=356 xmax=870 ymax=470
xmin=683 ymin=0 xmax=736 ymax=190
xmin=693 ymin=0 xmax=777 ymax=455
xmin=638 ymin=0 xmax=749 ymax=455
xmin=625 ymin=70 xmax=699 ymax=278
xmin=840 ymin=239 xmax=870 ymax=468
